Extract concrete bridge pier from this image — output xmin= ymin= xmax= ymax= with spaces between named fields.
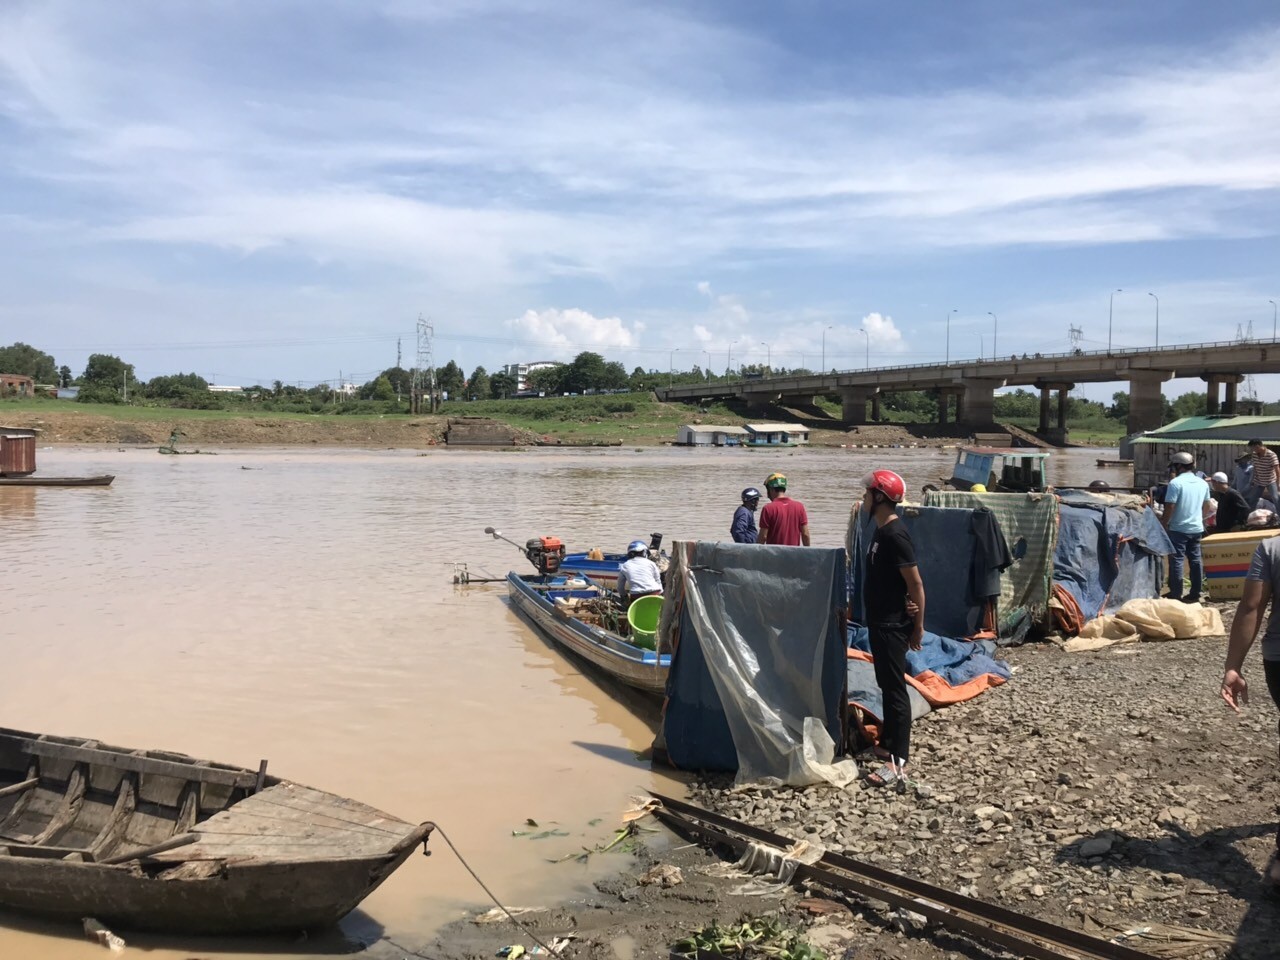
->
xmin=1203 ymin=374 xmax=1245 ymax=414
xmin=870 ymin=393 xmax=882 ymax=422
xmin=840 ymin=387 xmax=873 ymax=425
xmin=958 ymin=379 xmax=1000 ymax=426
xmin=1033 ymin=381 xmax=1075 ymax=444
xmin=1128 ymin=371 xmax=1173 ymax=435
xmin=745 ymin=393 xmax=781 ymax=413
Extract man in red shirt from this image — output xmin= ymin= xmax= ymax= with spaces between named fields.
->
xmin=759 ymin=473 xmax=810 ymax=546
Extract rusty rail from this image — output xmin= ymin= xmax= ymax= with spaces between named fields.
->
xmin=650 ymin=792 xmax=1158 ymax=960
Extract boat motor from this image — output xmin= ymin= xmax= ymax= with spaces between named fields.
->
xmin=524 ymin=536 xmax=566 ymax=576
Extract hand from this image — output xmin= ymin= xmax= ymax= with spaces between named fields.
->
xmin=909 ymin=626 xmax=924 ymax=651
xmin=1221 ymin=669 xmax=1248 ymax=712
xmin=905 ymin=599 xmax=920 ymax=618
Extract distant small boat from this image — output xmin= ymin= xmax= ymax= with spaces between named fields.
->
xmin=507 ymin=573 xmax=670 ymax=696
xmin=0 ymin=726 xmax=433 ymax=934
xmin=0 ymin=475 xmax=115 ymax=487
xmin=1095 ymin=458 xmax=1133 ymax=468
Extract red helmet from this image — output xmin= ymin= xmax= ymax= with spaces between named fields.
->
xmin=862 ymin=469 xmax=905 ymax=503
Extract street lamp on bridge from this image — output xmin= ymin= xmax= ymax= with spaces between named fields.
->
xmin=1271 ymin=300 xmax=1277 ymax=341
xmin=945 ymin=308 xmax=958 ymax=363
xmin=727 ymin=339 xmax=738 ymax=377
xmin=987 ymin=312 xmax=997 ymax=359
xmin=1148 ymin=292 xmax=1159 ymax=347
xmin=760 ymin=341 xmax=771 ymax=373
xmin=821 ymin=324 xmax=833 ymax=372
xmin=858 ymin=328 xmax=870 ymax=368
xmin=1107 ymin=289 xmax=1123 ymax=352
xmin=669 ymin=347 xmax=680 ymax=388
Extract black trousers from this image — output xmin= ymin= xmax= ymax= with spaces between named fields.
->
xmin=869 ymin=622 xmax=912 ymax=764
xmin=1267 ymin=659 xmax=1280 ymax=853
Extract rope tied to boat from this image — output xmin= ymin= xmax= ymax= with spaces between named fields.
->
xmin=432 ymin=823 xmax=559 ymax=955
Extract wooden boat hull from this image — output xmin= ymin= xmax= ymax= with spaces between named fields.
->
xmin=507 ymin=573 xmax=669 ymax=696
xmin=0 ymin=475 xmax=114 ymax=487
xmin=0 ymin=728 xmax=431 ymax=935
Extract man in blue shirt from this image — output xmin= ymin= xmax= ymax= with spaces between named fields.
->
xmin=730 ymin=487 xmax=760 ymax=543
xmin=1160 ymin=451 xmax=1212 ymax=603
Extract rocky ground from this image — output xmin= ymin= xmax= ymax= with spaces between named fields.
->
xmin=382 ymin=600 xmax=1276 ymax=960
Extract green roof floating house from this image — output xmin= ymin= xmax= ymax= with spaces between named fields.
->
xmin=1130 ymin=415 xmax=1280 ymax=491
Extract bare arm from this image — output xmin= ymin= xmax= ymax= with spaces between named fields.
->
xmin=800 ymin=524 xmax=811 ymax=547
xmin=1222 ymin=578 xmax=1271 ymax=711
xmin=900 ymin=565 xmax=925 ymax=650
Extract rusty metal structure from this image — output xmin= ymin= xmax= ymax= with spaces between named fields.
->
xmin=0 ymin=426 xmax=38 ymax=477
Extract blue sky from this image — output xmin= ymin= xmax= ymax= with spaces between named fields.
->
xmin=2 ymin=0 xmax=1279 ymax=401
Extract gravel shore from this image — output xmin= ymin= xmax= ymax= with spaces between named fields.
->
xmin=413 ymin=600 xmax=1275 ymax=960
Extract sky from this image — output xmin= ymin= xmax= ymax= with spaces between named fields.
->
xmin=2 ymin=0 xmax=1279 ymax=401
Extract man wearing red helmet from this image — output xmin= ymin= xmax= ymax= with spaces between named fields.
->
xmin=861 ymin=469 xmax=926 ymax=788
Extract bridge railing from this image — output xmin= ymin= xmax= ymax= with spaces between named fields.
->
xmin=664 ymin=335 xmax=1278 ymax=392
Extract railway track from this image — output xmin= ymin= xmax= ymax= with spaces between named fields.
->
xmin=650 ymin=792 xmax=1159 ymax=960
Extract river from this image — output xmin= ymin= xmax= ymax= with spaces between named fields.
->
xmin=0 ymin=443 xmax=1119 ymax=957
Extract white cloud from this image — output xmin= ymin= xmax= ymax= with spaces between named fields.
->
xmin=696 ymin=281 xmax=711 ymax=296
xmin=505 ymin=308 xmax=640 ymax=360
xmin=860 ymin=313 xmax=906 ymax=353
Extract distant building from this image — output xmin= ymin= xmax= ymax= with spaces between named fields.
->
xmin=1131 ymin=414 xmax=1280 ymax=491
xmin=676 ymin=424 xmax=750 ymax=447
xmin=336 ymin=382 xmax=358 ymax=397
xmin=207 ymin=384 xmax=244 ymax=394
xmin=0 ymin=374 xmax=35 ymax=397
xmin=501 ymin=361 xmax=560 ymax=391
xmin=744 ymin=423 xmax=810 ymax=447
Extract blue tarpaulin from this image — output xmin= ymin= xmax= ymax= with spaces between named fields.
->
xmin=1053 ymin=493 xmax=1173 ymax=621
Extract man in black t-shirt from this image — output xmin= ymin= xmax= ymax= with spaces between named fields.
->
xmin=1210 ymin=471 xmax=1250 ymax=532
xmin=860 ymin=469 xmax=926 ymax=789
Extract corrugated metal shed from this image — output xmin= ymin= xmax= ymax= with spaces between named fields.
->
xmin=0 ymin=425 xmax=40 ymax=477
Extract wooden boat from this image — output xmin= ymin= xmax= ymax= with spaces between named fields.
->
xmin=1095 ymin=458 xmax=1133 ymax=468
xmin=506 ymin=573 xmax=670 ymax=696
xmin=0 ymin=727 xmax=433 ymax=934
xmin=0 ymin=475 xmax=115 ymax=487
xmin=945 ymin=446 xmax=1050 ymax=493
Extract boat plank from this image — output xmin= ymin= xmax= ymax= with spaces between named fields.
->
xmin=0 ymin=735 xmax=257 ymax=789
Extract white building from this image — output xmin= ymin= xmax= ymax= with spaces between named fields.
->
xmin=207 ymin=384 xmax=244 ymax=394
xmin=676 ymin=425 xmax=750 ymax=447
xmin=501 ymin=361 xmax=560 ymax=391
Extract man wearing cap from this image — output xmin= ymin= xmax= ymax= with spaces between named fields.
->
xmin=1210 ymin=471 xmax=1250 ymax=533
xmin=1248 ymin=439 xmax=1280 ymax=509
xmin=1160 ymin=452 xmax=1212 ymax=603
xmin=730 ymin=487 xmax=761 ymax=543
xmin=616 ymin=539 xmax=662 ymax=607
xmin=759 ymin=473 xmax=810 ymax=546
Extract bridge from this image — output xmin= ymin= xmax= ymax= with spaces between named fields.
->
xmin=654 ymin=338 xmax=1280 ymax=442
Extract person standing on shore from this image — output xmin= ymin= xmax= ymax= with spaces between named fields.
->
xmin=1160 ymin=452 xmax=1211 ymax=603
xmin=860 ymin=469 xmax=925 ymax=789
xmin=1220 ymin=536 xmax=1280 ymax=887
xmin=730 ymin=487 xmax=761 ymax=543
xmin=1247 ymin=439 xmax=1280 ymax=509
xmin=759 ymin=473 xmax=810 ymax=546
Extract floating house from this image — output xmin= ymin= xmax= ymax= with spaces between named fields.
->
xmin=1130 ymin=415 xmax=1280 ymax=491
xmin=675 ymin=424 xmax=750 ymax=447
xmin=0 ymin=426 xmax=39 ymax=477
xmin=744 ymin=423 xmax=810 ymax=447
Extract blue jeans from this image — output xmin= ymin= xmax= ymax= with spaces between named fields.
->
xmin=1247 ymin=482 xmax=1280 ymax=509
xmin=1166 ymin=530 xmax=1203 ymax=599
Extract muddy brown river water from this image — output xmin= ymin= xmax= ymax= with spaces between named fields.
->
xmin=0 ymin=443 xmax=1119 ymax=958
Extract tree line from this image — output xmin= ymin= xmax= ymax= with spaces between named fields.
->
xmin=0 ymin=340 xmax=1244 ymax=423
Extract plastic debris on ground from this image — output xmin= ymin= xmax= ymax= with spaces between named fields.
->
xmin=83 ymin=918 xmax=126 ymax=953
xmin=473 ymin=906 xmax=546 ymax=924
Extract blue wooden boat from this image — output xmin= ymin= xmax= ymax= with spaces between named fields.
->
xmin=506 ymin=573 xmax=670 ymax=696
xmin=559 ymin=550 xmax=624 ymax=587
